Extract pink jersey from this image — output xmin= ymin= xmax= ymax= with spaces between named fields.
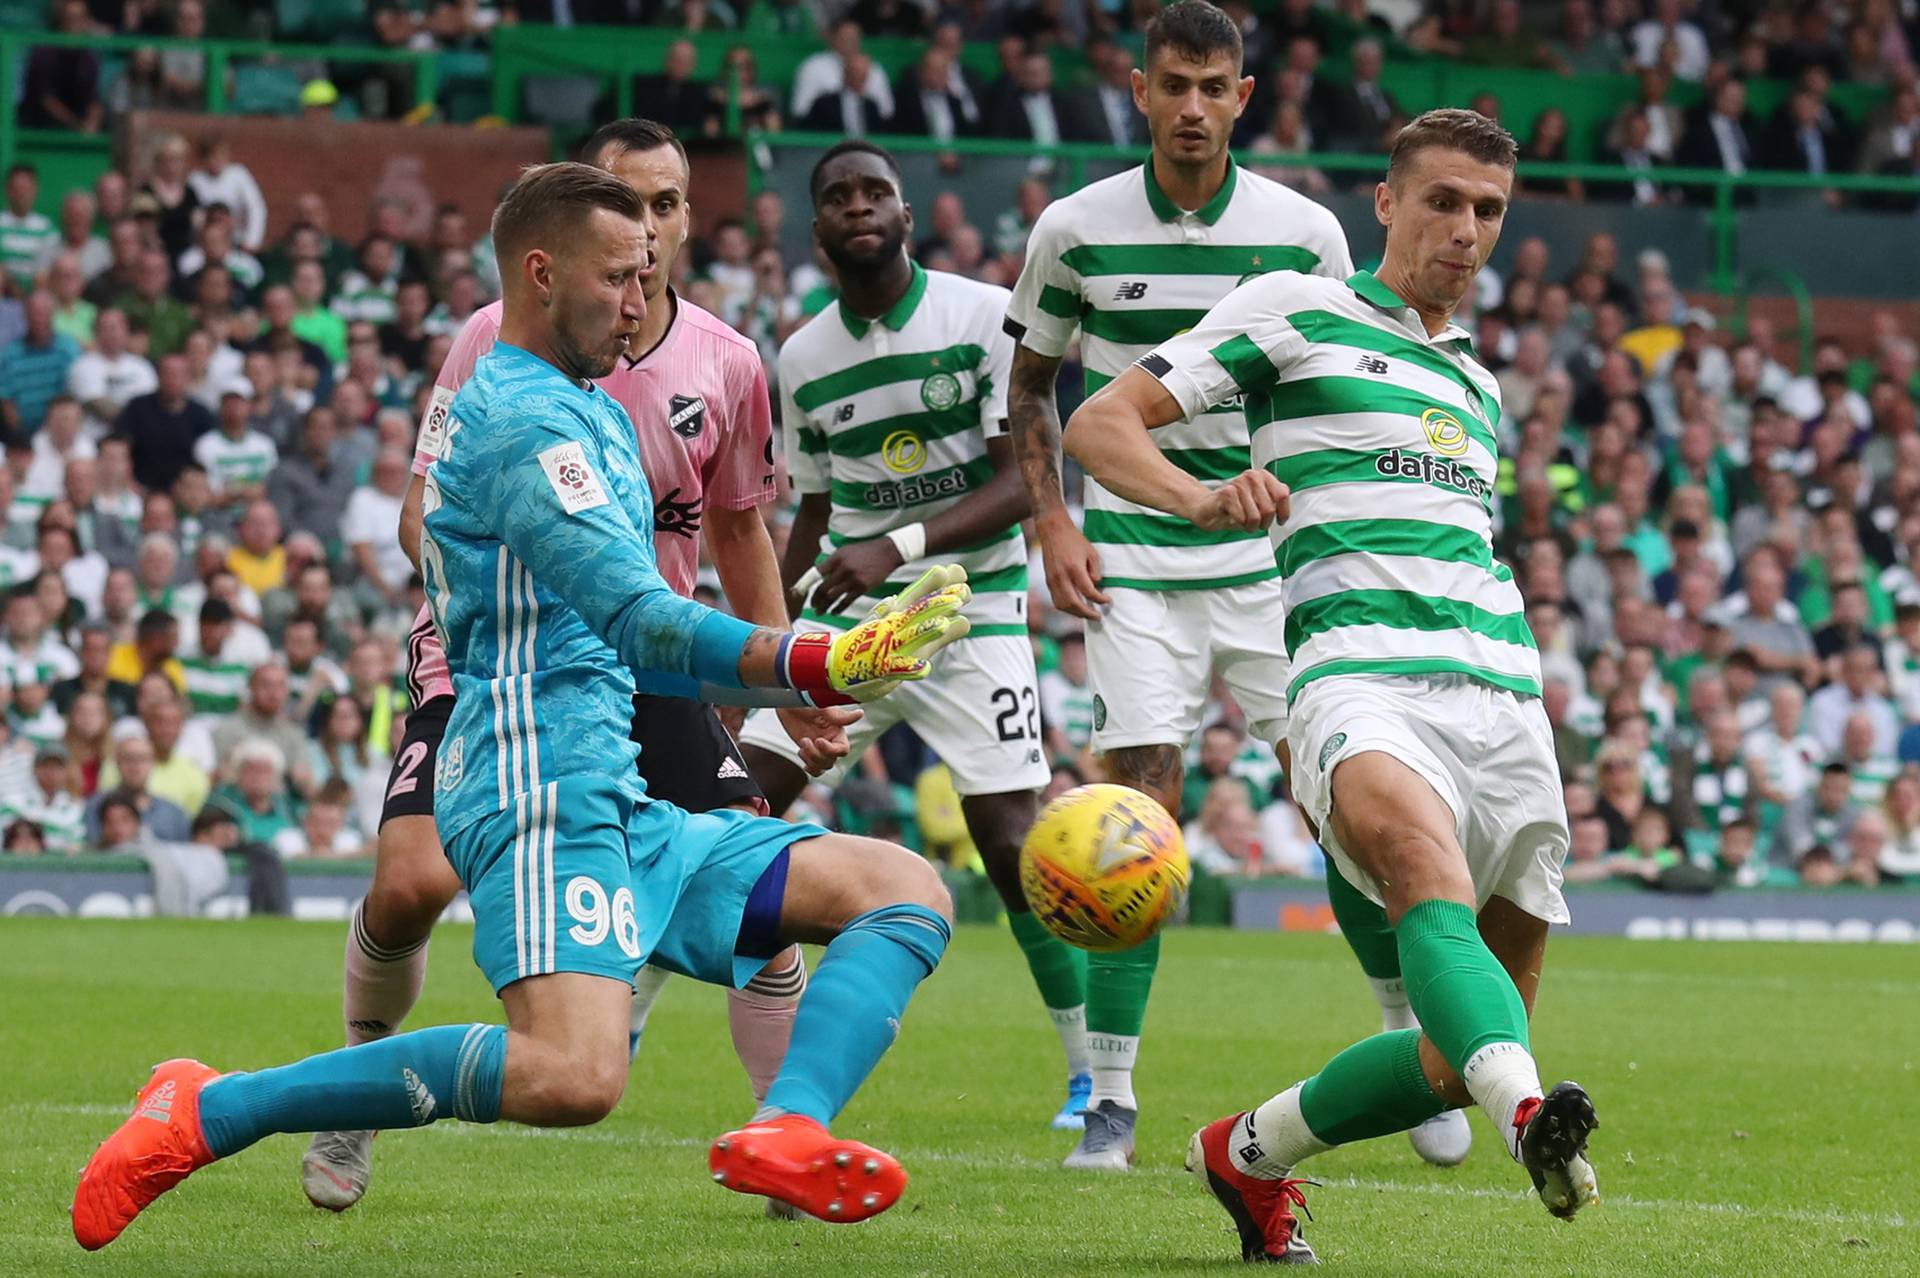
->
xmin=407 ymin=294 xmax=777 ymax=702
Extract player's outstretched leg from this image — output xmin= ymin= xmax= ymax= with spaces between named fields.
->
xmin=76 ymin=971 xmax=642 ymax=1251
xmin=1188 ymin=758 xmax=1596 ymax=1261
xmin=709 ymin=833 xmax=952 ymax=1223
xmin=961 ymin=790 xmax=1091 ymax=1130
xmin=1325 ymin=862 xmax=1471 ymax=1168
xmin=303 ymin=812 xmax=464 ymax=1212
xmin=1063 ymin=744 xmax=1179 ymax=1170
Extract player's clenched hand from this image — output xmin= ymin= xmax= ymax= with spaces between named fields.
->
xmin=776 ymin=704 xmax=860 ymax=775
xmin=1036 ymin=511 xmax=1109 ymax=621
xmin=809 ymin=537 xmax=906 ymax=618
xmin=1189 ymin=470 xmax=1289 ymax=533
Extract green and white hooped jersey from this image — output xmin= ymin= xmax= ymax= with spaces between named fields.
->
xmin=1005 ymin=160 xmax=1353 ymax=592
xmin=781 ymin=264 xmax=1026 ymax=637
xmin=1144 ymin=269 xmax=1538 ymax=705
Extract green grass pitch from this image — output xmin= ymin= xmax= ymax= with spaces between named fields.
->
xmin=1 ymin=917 xmax=1915 ymax=1277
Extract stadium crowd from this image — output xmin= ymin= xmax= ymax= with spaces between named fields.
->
xmin=3 ymin=0 xmax=1920 ymax=906
xmin=16 ymin=0 xmax=1920 ymax=204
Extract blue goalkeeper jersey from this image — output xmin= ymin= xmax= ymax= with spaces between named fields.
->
xmin=420 ymin=341 xmax=756 ymax=844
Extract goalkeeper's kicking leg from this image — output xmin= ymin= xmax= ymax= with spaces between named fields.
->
xmin=74 ymin=809 xmax=950 ymax=1251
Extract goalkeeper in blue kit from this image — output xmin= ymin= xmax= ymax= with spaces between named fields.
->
xmin=73 ymin=162 xmax=970 ymax=1250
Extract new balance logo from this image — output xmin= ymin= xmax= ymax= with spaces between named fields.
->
xmin=1355 ymin=356 xmax=1389 ymax=375
xmin=136 ymin=1080 xmax=177 ymax=1124
xmin=716 ymin=756 xmax=749 ymax=781
xmin=834 ymin=403 xmax=856 ymax=424
xmin=1112 ymin=281 xmax=1149 ymax=301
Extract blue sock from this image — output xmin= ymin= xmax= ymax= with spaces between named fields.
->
xmin=762 ymin=904 xmax=949 ymax=1124
xmin=198 ymin=1023 xmax=507 ymax=1158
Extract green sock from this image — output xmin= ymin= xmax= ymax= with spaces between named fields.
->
xmin=1298 ymin=1028 xmax=1451 ymax=1145
xmin=1086 ymin=931 xmax=1159 ymax=1108
xmin=1328 ymin=863 xmax=1416 ymax=1030
xmin=1008 ymin=909 xmax=1090 ymax=1077
xmin=1394 ymin=899 xmax=1530 ymax=1073
xmin=1007 ymin=908 xmax=1088 ymax=1010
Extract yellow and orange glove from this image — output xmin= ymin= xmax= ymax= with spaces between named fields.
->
xmin=779 ymin=565 xmax=972 ymax=705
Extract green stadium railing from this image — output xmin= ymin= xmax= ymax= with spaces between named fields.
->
xmin=749 ymin=130 xmax=1920 ymax=300
xmin=0 ymin=30 xmax=443 ymax=193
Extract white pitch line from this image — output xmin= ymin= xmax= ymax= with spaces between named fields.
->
xmin=29 ymin=1102 xmax=1912 ymax=1234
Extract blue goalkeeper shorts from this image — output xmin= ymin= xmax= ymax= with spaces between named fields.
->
xmin=446 ymin=775 xmax=825 ymax=995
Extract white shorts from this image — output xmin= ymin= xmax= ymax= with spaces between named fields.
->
xmin=740 ymin=634 xmax=1050 ymax=798
xmin=1287 ymin=672 xmax=1570 ymax=925
xmin=1086 ymin=581 xmax=1292 ymax=752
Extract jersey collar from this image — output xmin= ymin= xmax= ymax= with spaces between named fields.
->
xmin=1345 ymin=271 xmax=1476 ymax=347
xmin=1143 ymin=156 xmax=1237 ymax=226
xmin=622 ymin=287 xmax=682 ymax=370
xmin=839 ymin=262 xmax=928 ymax=340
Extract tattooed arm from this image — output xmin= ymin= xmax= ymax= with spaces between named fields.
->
xmin=1010 ymin=342 xmax=1109 ymax=620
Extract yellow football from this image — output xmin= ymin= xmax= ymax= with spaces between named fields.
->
xmin=1018 ymin=783 xmax=1190 ymax=952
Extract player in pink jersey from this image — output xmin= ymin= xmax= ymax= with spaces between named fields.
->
xmin=303 ymin=120 xmax=853 ymax=1215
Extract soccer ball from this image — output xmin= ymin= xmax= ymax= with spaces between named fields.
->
xmin=1019 ymin=784 xmax=1189 ymax=952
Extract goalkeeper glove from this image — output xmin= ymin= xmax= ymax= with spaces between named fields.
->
xmin=778 ymin=565 xmax=972 ymax=705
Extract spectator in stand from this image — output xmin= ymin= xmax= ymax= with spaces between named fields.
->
xmin=0 ymin=167 xmax=54 ymax=291
xmin=1764 ymin=84 xmax=1854 ymax=198
xmin=120 ymin=352 xmax=213 ymax=494
xmin=266 ymin=559 xmax=360 ymax=659
xmin=45 ymin=252 xmax=96 ymax=347
xmin=1463 ymin=0 xmax=1552 ymax=69
xmin=1039 ymin=629 xmax=1093 ymax=766
xmin=1858 ymin=85 xmax=1919 ymax=180
xmin=1678 ymin=78 xmax=1756 ymax=200
xmin=0 ymin=745 xmax=86 ymax=852
xmin=105 ymin=680 xmax=209 ymax=814
xmin=139 ymin=134 xmax=201 ymax=263
xmin=211 ymin=661 xmax=312 ymax=794
xmin=19 ymin=0 xmax=102 ymax=134
xmin=205 ymin=737 xmax=299 ymax=848
xmin=330 ymin=236 xmax=400 ymax=328
xmin=265 ymin=405 xmax=356 ymax=546
xmin=799 ymin=45 xmax=892 ymax=135
xmin=309 ymin=692 xmax=385 ymax=836
xmin=342 ymin=447 xmax=413 ymax=618
xmin=186 ymin=137 xmax=267 ymax=253
xmin=106 ymin=607 xmax=184 ymax=693
xmin=985 ymin=48 xmax=1088 ymax=145
xmin=61 ymin=686 xmax=110 ymax=797
xmin=224 ymin=499 xmax=286 ymax=599
xmin=632 ymin=38 xmax=712 ymax=137
xmin=1630 ymin=0 xmax=1709 ymax=81
xmin=274 ymin=777 xmax=366 ymax=859
xmin=1809 ymin=644 xmax=1900 ymax=756
xmin=52 ymin=623 xmax=134 ymax=718
xmin=1812 ymin=579 xmax=1883 ymax=670
xmin=890 ymin=45 xmax=980 ymax=144
xmin=193 ymin=383 xmax=278 ymax=504
xmin=1770 ymin=4 xmax=1850 ymax=81
xmin=178 ymin=211 xmax=264 ymax=304
xmin=115 ymin=249 xmax=195 ymax=358
xmin=82 ymin=221 xmax=142 ymax=310
xmin=791 ymin=20 xmax=894 ymax=122
xmin=1326 ymin=37 xmax=1400 ymax=152
xmin=0 ymin=292 xmax=80 ymax=435
xmin=378 ymin=280 xmax=432 ymax=376
xmin=1080 ymin=39 xmax=1142 ymax=149
xmin=1183 ymin=778 xmax=1265 ymax=877
xmin=36 ymin=189 xmax=108 ymax=282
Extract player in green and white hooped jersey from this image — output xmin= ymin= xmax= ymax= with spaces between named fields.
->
xmin=1065 ymin=110 xmax=1598 ymax=1261
xmin=736 ymin=140 xmax=1060 ymax=1117
xmin=1004 ymin=0 xmax=1468 ymax=1173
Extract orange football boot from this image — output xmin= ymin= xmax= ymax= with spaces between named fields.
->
xmin=73 ymin=1058 xmax=221 ymax=1250
xmin=708 ymin=1114 xmax=906 ymax=1223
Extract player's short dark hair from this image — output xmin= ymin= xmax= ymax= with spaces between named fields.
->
xmin=809 ymin=140 xmax=902 ymax=204
xmin=1144 ymin=0 xmax=1243 ymax=72
xmin=1387 ymin=108 xmax=1519 ymax=186
xmin=579 ymin=117 xmax=688 ymax=174
xmin=198 ymin=598 xmax=235 ymax=626
xmin=490 ymin=161 xmax=644 ymax=269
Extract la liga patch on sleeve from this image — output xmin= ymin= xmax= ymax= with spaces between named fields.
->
xmin=537 ymin=441 xmax=610 ymax=514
